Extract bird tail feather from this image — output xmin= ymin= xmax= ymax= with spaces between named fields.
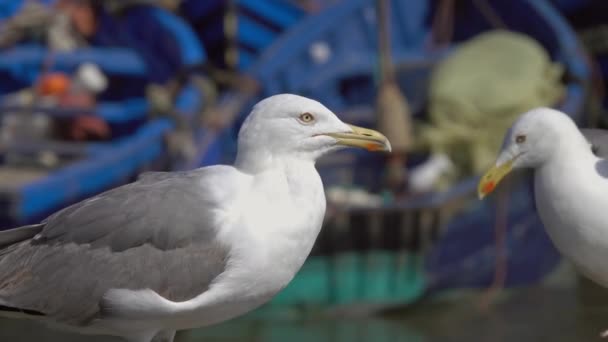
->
xmin=100 ymin=288 xmax=175 ymax=320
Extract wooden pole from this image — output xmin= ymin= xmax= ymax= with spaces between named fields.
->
xmin=375 ymin=0 xmax=414 ymax=197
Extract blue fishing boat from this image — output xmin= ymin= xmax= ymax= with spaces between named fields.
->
xmin=0 ymin=4 xmax=220 ymax=228
xmin=551 ymin=0 xmax=608 ymax=122
xmin=180 ymin=0 xmax=305 ymax=70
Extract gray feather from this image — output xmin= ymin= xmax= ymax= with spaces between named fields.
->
xmin=0 ymin=224 xmax=43 ymax=248
xmin=137 ymin=171 xmax=189 ymax=183
xmin=581 ymin=128 xmax=608 ymax=159
xmin=0 ymin=166 xmax=237 ymax=325
xmin=0 ymin=241 xmax=227 ymax=324
xmin=35 ymin=169 xmax=220 ymax=251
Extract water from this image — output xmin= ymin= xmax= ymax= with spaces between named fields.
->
xmin=1 ymin=263 xmax=607 ymax=341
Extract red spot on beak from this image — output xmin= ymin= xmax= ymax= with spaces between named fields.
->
xmin=366 ymin=143 xmax=380 ymax=151
xmin=482 ymin=181 xmax=496 ymax=194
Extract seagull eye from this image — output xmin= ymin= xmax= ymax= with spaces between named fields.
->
xmin=298 ymin=112 xmax=315 ymax=124
xmin=515 ymin=135 xmax=526 ymax=144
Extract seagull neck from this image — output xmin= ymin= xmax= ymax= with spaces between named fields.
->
xmin=543 ymin=131 xmax=596 ymax=171
xmin=235 ymin=150 xmax=315 ymax=174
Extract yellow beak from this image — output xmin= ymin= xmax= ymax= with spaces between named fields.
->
xmin=325 ymin=124 xmax=392 ymax=152
xmin=477 ymin=159 xmax=514 ymax=199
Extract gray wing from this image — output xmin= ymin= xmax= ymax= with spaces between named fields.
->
xmin=0 ymin=224 xmax=43 ymax=248
xmin=0 ymin=166 xmax=236 ymax=325
xmin=137 ymin=170 xmax=188 ymax=183
xmin=582 ymin=128 xmax=608 ymax=159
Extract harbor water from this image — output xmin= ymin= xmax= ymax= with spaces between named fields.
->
xmin=1 ymin=262 xmax=607 ymax=342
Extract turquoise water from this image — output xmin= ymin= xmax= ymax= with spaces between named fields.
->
xmin=1 ymin=263 xmax=607 ymax=342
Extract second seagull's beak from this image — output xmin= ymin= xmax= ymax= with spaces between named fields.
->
xmin=478 ymin=158 xmax=514 ymax=199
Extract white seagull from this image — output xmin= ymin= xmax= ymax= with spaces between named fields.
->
xmin=478 ymin=107 xmax=608 ymax=336
xmin=0 ymin=94 xmax=391 ymax=342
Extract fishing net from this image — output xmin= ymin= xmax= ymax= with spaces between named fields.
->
xmin=419 ymin=30 xmax=564 ymax=190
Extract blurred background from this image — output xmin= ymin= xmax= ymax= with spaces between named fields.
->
xmin=0 ymin=0 xmax=606 ymax=341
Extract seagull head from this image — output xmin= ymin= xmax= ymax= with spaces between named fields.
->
xmin=236 ymin=94 xmax=391 ymax=170
xmin=478 ymin=107 xmax=588 ymax=199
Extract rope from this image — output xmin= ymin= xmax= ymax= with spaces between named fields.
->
xmin=429 ymin=0 xmax=507 ymax=49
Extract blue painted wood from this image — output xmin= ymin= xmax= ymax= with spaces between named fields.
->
xmin=238 ymin=15 xmax=277 ymax=51
xmin=18 ymin=119 xmax=173 ymax=221
xmin=237 ymin=0 xmax=302 ymax=29
xmin=0 ymin=5 xmax=212 ymax=227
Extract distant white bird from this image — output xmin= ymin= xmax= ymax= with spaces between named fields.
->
xmin=479 ymin=107 xmax=608 ymax=336
xmin=0 ymin=94 xmax=390 ymax=342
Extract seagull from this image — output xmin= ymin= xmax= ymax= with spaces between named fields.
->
xmin=478 ymin=107 xmax=608 ymax=335
xmin=0 ymin=94 xmax=391 ymax=342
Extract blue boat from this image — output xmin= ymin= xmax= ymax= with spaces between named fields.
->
xmin=180 ymin=0 xmax=305 ymax=70
xmin=551 ymin=0 xmax=608 ymax=120
xmin=0 ymin=4 xmax=218 ymax=228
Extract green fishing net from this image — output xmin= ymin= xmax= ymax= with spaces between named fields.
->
xmin=418 ymin=30 xmax=564 ymax=190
